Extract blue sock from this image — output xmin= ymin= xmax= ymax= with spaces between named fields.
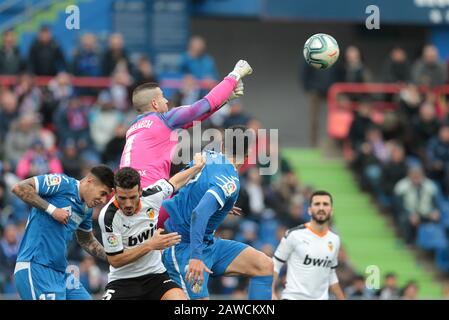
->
xmin=248 ymin=275 xmax=273 ymax=300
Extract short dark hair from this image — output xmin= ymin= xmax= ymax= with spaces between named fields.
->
xmin=354 ymin=274 xmax=365 ymax=282
xmin=39 ymin=25 xmax=50 ymax=32
xmin=3 ymin=28 xmax=15 ymax=36
xmin=133 ymin=82 xmax=159 ymax=94
xmin=115 ymin=167 xmax=141 ymax=190
xmin=223 ymin=125 xmax=251 ymax=159
xmin=90 ymin=165 xmax=114 ymax=189
xmin=132 ymin=82 xmax=160 ymax=113
xmin=309 ymin=190 xmax=333 ymax=206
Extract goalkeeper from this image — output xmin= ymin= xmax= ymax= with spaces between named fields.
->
xmin=120 ymin=60 xmax=253 ymax=227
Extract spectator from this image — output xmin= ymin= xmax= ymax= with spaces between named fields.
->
xmin=281 ymin=195 xmax=308 ymax=228
xmin=102 ymin=33 xmax=130 ymax=76
xmin=0 ymin=224 xmax=21 ymax=294
xmin=377 ymin=273 xmax=400 ymax=300
xmin=132 ymin=55 xmax=157 ymax=86
xmin=235 ymin=220 xmax=263 ymax=250
xmin=0 ymin=91 xmax=19 ymax=145
xmin=0 ymin=29 xmax=25 ymax=75
xmin=15 ymin=138 xmax=63 ymax=179
xmin=171 ymin=74 xmax=201 ymax=107
xmin=89 ymin=92 xmax=124 ymax=153
xmin=28 ymin=25 xmax=66 ymax=76
xmin=60 ymin=140 xmax=83 ymax=180
xmin=79 ymin=255 xmax=103 ymax=295
xmin=223 ymin=99 xmax=251 ymax=128
xmin=72 ymin=33 xmax=101 ymax=77
xmin=335 ymin=247 xmax=357 ymax=289
xmin=244 ymin=167 xmax=266 ymax=219
xmin=381 ymin=110 xmax=405 ymax=142
xmin=394 ymin=166 xmax=440 ymax=244
xmin=108 ymin=70 xmax=132 ymax=111
xmin=348 ymin=102 xmax=374 ymax=152
xmin=397 ymin=84 xmax=422 ymax=122
xmin=4 ymin=113 xmax=41 ymax=168
xmin=381 ymin=47 xmax=411 ymax=83
xmin=48 ymin=72 xmax=74 ymax=103
xmin=344 ymin=274 xmax=374 ymax=299
xmin=406 ymin=102 xmax=440 ymax=160
xmin=401 ymin=281 xmax=419 ymax=300
xmin=379 ymin=144 xmax=408 ymax=209
xmin=355 ymin=126 xmax=390 ymax=192
xmin=180 ymin=35 xmax=218 ymax=94
xmin=301 ymin=58 xmax=336 ymax=146
xmin=336 ymin=46 xmax=371 ymax=83
xmin=54 ymin=96 xmax=91 ymax=150
xmin=366 ymin=126 xmax=390 ymax=163
xmin=14 ymin=73 xmax=41 ymax=114
xmin=102 ymin=124 xmax=127 ymax=169
xmin=426 ymin=124 xmax=449 ymax=196
xmin=411 ymin=45 xmax=447 ymax=88
xmin=0 ymin=176 xmax=7 ymax=216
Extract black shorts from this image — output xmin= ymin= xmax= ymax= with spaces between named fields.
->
xmin=102 ymin=272 xmax=180 ymax=300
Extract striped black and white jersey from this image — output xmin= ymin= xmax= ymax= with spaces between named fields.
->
xmin=98 ymin=179 xmax=174 ymax=283
xmin=273 ymin=223 xmax=340 ymax=300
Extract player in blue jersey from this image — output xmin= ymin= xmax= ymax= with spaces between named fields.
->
xmin=12 ymin=165 xmax=115 ymax=300
xmin=162 ymin=126 xmax=274 ymax=300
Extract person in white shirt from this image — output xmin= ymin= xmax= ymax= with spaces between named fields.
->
xmin=99 ymin=153 xmax=205 ymax=300
xmin=272 ymin=190 xmax=345 ymax=300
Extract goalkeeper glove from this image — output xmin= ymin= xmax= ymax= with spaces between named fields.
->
xmin=228 ymin=60 xmax=253 ymax=81
xmin=229 ymin=79 xmax=244 ymax=101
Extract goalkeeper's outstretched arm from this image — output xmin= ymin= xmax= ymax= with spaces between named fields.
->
xmin=162 ymin=60 xmax=251 ymax=129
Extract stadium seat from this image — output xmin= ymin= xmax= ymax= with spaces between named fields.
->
xmin=416 ymin=223 xmax=448 ymax=251
xmin=437 ymin=198 xmax=449 ymax=229
xmin=435 ymin=247 xmax=449 ymax=273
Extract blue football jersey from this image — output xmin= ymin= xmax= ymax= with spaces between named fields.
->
xmin=17 ymin=174 xmax=93 ymax=272
xmin=164 ymin=150 xmax=240 ymax=242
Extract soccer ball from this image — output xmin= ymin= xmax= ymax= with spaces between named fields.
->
xmin=303 ymin=33 xmax=339 ymax=69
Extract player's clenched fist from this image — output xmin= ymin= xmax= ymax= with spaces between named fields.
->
xmin=52 ymin=208 xmax=70 ymax=224
xmin=228 ymin=60 xmax=253 ymax=80
xmin=192 ymin=153 xmax=206 ymax=171
xmin=148 ymin=229 xmax=181 ymax=250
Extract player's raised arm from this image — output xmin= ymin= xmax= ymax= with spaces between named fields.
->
xmin=163 ymin=60 xmax=252 ymax=129
xmin=168 ymin=153 xmax=206 ymax=192
xmin=11 ymin=176 xmax=70 ymax=224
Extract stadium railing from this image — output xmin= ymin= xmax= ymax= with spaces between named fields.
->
xmin=327 ymin=82 xmax=449 ymax=140
xmin=0 ymin=75 xmax=215 ymax=89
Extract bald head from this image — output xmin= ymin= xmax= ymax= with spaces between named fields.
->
xmin=132 ymin=82 xmax=168 ymax=114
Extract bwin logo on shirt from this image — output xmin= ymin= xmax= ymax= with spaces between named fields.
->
xmin=303 ymin=254 xmax=333 ymax=268
xmin=128 ymin=228 xmax=155 ymax=246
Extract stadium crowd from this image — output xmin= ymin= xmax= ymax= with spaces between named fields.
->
xmin=326 ymin=44 xmax=449 ymax=293
xmin=1 ymin=25 xmax=448 ymax=299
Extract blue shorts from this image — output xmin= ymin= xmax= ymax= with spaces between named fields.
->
xmin=14 ymin=262 xmax=91 ymax=300
xmin=162 ymin=238 xmax=248 ymax=299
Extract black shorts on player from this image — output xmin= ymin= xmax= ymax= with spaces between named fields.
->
xmin=102 ymin=272 xmax=180 ymax=300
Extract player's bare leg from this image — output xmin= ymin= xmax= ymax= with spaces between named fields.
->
xmin=224 ymin=247 xmax=273 ymax=276
xmin=160 ymin=288 xmax=188 ymax=300
xmin=224 ymin=246 xmax=273 ymax=300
